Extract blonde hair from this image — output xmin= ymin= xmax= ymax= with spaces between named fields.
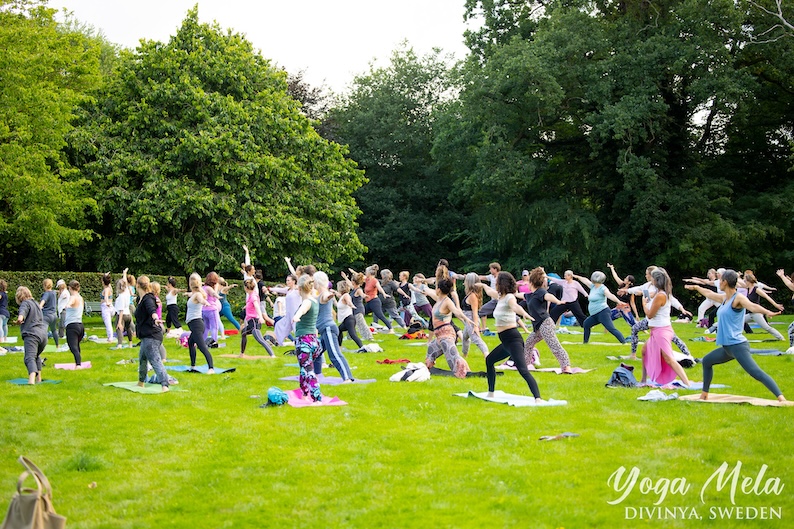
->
xmin=150 ymin=281 xmax=161 ymax=297
xmin=137 ymin=275 xmax=151 ymax=293
xmin=15 ymin=286 xmax=32 ymax=303
xmin=399 ymin=271 xmax=409 ymax=282
xmin=336 ymin=281 xmax=350 ymax=294
xmin=189 ymin=273 xmax=202 ymax=291
xmin=381 ymin=269 xmax=393 ymax=282
xmin=297 ymin=274 xmax=314 ymax=293
xmin=43 ymin=278 xmax=53 ymax=290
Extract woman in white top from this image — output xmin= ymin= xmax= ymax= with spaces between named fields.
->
xmin=101 ymin=273 xmax=115 ymax=343
xmin=63 ymin=280 xmax=85 ymax=366
xmin=479 ymin=272 xmax=542 ymax=402
xmin=186 ymin=273 xmax=214 ymax=373
xmin=641 ymin=268 xmax=690 ymax=386
xmin=113 ymin=268 xmax=133 ymax=349
xmin=56 ymin=279 xmax=70 ymax=342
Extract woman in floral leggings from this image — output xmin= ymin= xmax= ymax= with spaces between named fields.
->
xmin=292 ymin=274 xmax=322 ymax=402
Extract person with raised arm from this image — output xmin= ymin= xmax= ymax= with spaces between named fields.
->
xmin=522 ymin=268 xmax=573 ymax=373
xmin=687 ymin=269 xmax=785 ymax=401
xmin=424 ymin=278 xmax=475 ymax=378
xmin=741 ymin=273 xmax=784 ymax=341
xmin=548 ymin=270 xmax=589 ymax=327
xmin=574 ymin=271 xmax=626 ymax=344
xmin=776 ymin=269 xmax=794 ymax=353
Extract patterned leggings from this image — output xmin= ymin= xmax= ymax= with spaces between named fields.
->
xmin=354 ymin=313 xmax=374 ymax=341
xmin=296 ymin=334 xmax=323 ymax=402
xmin=461 ymin=310 xmax=488 ymax=357
xmin=523 ymin=318 xmax=570 ymax=369
xmin=425 ymin=324 xmax=470 ymax=378
xmin=630 ymin=318 xmax=690 ymax=357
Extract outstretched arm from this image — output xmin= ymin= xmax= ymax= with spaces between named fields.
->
xmin=476 ymin=282 xmax=498 ymax=300
xmin=736 ymin=293 xmax=782 ymax=317
xmin=685 ymin=284 xmax=725 ymax=303
xmin=757 ymin=288 xmax=785 ymax=311
xmin=606 ymin=263 xmax=622 ymax=285
xmin=776 ymin=269 xmax=794 ymax=293
xmin=573 ymin=274 xmax=592 ymax=289
xmin=284 ymin=257 xmax=296 ymax=276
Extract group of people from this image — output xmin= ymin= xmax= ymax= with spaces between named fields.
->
xmin=4 ymin=255 xmax=791 ymax=404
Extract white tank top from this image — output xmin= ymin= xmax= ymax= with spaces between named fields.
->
xmin=493 ymin=295 xmax=516 ymax=327
xmin=647 ymin=296 xmax=671 ymax=327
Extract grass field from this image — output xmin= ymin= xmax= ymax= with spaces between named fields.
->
xmin=1 ymin=316 xmax=792 ymax=528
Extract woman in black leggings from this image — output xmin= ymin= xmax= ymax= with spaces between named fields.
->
xmin=480 ymin=272 xmax=542 ymax=402
xmin=336 ymin=281 xmax=364 ymax=350
xmin=185 ymin=273 xmax=214 ymax=373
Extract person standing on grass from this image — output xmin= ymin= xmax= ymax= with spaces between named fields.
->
xmin=548 ymin=271 xmax=589 ymax=327
xmin=461 ymin=273 xmax=489 ymax=359
xmin=101 ymin=273 xmax=116 ymax=343
xmin=39 ymin=278 xmax=60 ymax=349
xmin=269 ymin=273 xmax=301 ymax=346
xmin=335 ymin=280 xmax=365 ymax=351
xmin=522 ymin=268 xmax=573 ymax=374
xmin=186 ymin=273 xmax=214 ymax=373
xmin=774 ymin=269 xmax=794 ymax=353
xmin=113 ymin=268 xmax=133 ymax=349
xmin=424 ymin=278 xmax=475 ymax=378
xmin=0 ymin=279 xmax=10 ymax=344
xmin=313 ymin=271 xmax=354 ymax=381
xmin=639 ymin=268 xmax=691 ymax=387
xmin=620 ymin=265 xmax=693 ymax=361
xmin=217 ymin=277 xmax=241 ymax=331
xmin=239 ymin=279 xmax=275 ymax=358
xmin=56 ymin=279 xmax=69 ymax=341
xmin=574 ymin=271 xmax=626 ymax=344
xmin=476 ymin=262 xmax=501 ymax=335
xmin=135 ymin=276 xmax=170 ymax=392
xmin=164 ymin=277 xmax=183 ymax=332
xmin=686 ymin=269 xmax=786 ymax=402
xmin=63 ymin=281 xmax=85 ymax=367
xmin=742 ymin=273 xmax=784 ymax=341
xmin=480 ymin=272 xmax=544 ymax=402
xmin=16 ymin=286 xmax=48 ymax=385
xmin=293 ymin=274 xmax=323 ymax=402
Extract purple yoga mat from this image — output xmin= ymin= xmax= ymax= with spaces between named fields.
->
xmin=286 ymin=389 xmax=347 ymax=408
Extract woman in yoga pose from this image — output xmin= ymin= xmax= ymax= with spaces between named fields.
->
xmin=461 ymin=273 xmax=489 ymax=358
xmin=522 ymin=268 xmax=572 ymax=373
xmin=575 ymin=271 xmax=626 ymax=344
xmin=548 ymin=271 xmax=589 ymax=327
xmin=742 ymin=273 xmax=784 ymax=341
xmin=186 ymin=273 xmax=214 ymax=373
xmin=313 ymin=271 xmax=354 ymax=381
xmin=640 ymin=268 xmax=691 ymax=387
xmin=480 ymin=272 xmax=543 ymax=402
xmin=775 ymin=269 xmax=794 ymax=353
xmin=239 ymin=279 xmax=275 ymax=357
xmin=424 ymin=278 xmax=475 ymax=378
xmin=687 ymin=269 xmax=786 ymax=401
xmin=292 ymin=274 xmax=323 ymax=401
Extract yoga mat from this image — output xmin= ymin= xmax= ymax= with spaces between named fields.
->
xmin=54 ymin=362 xmax=92 ymax=370
xmin=278 ymin=374 xmax=376 ymax=385
xmin=223 ymin=329 xmax=239 ymax=335
xmin=103 ymin=381 xmax=182 ymax=394
xmin=8 ymin=378 xmax=61 ymax=385
xmin=679 ymin=393 xmax=794 ymax=407
xmin=640 ymin=381 xmax=728 ymax=390
xmin=496 ymin=363 xmax=592 ymax=374
xmin=376 ymin=359 xmax=411 ymax=364
xmin=749 ymin=349 xmax=790 ymax=356
xmin=561 ymin=341 xmax=628 ymax=346
xmin=1 ymin=337 xmax=18 ymax=343
xmin=286 ymin=388 xmax=347 ymax=408
xmin=606 ymin=355 xmax=637 ymax=361
xmin=168 ymin=365 xmax=236 ymax=374
xmin=219 ymin=354 xmax=276 ymax=360
xmin=454 ymin=390 xmax=567 ymax=407
xmin=428 ymin=367 xmax=499 ymax=378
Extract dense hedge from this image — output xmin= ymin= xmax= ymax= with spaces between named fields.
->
xmin=0 ymin=271 xmax=250 ymax=319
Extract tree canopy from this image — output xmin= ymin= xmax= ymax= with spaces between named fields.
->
xmin=68 ymin=8 xmax=366 ymax=274
xmin=0 ymin=0 xmax=101 ymax=269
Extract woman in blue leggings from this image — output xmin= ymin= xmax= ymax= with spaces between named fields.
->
xmin=687 ymin=269 xmax=786 ymax=402
xmin=574 ymin=271 xmax=626 ymax=344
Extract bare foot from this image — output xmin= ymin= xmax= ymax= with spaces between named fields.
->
xmin=161 ymin=386 xmax=170 ymax=393
xmin=778 ymin=395 xmax=787 ymax=402
xmin=486 ymin=392 xmax=495 ymax=398
xmin=629 ymin=355 xmax=637 ymax=360
xmin=341 ymin=379 xmax=353 ymax=384
xmin=35 ymin=373 xmax=42 ymax=383
xmin=238 ymin=354 xmax=245 ymax=358
xmin=562 ymin=366 xmax=573 ymax=374
xmin=137 ymin=381 xmax=145 ymax=387
xmin=28 ymin=373 xmax=37 ymax=385
xmin=699 ymin=391 xmax=709 ymax=401
xmin=207 ymin=368 xmax=215 ymax=375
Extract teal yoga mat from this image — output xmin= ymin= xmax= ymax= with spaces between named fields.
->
xmin=168 ymin=365 xmax=236 ymax=374
xmin=8 ymin=378 xmax=61 ymax=385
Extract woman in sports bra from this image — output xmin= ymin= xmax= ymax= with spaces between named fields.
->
xmin=479 ymin=272 xmax=543 ymax=402
xmin=424 ymin=278 xmax=476 ymax=378
xmin=522 ymin=268 xmax=572 ymax=374
xmin=687 ymin=269 xmax=786 ymax=401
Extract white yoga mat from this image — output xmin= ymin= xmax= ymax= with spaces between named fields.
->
xmin=454 ymin=390 xmax=567 ymax=407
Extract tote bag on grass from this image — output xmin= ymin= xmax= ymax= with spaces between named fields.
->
xmin=1 ymin=456 xmax=66 ymax=529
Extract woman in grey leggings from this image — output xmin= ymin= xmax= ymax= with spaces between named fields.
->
xmin=686 ymin=270 xmax=786 ymax=402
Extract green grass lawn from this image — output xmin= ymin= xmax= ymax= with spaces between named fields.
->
xmin=1 ymin=317 xmax=792 ymax=528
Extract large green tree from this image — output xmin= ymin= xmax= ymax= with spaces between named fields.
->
xmin=327 ymin=45 xmax=465 ymax=273
xmin=436 ymin=0 xmax=794 ymax=279
xmin=69 ymin=8 xmax=366 ymax=275
xmin=0 ymin=0 xmax=101 ymax=269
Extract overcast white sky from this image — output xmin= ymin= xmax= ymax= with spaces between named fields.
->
xmin=49 ymin=0 xmax=475 ymax=93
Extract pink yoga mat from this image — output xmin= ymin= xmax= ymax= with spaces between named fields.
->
xmin=286 ymin=388 xmax=347 ymax=408
xmin=54 ymin=362 xmax=92 ymax=370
